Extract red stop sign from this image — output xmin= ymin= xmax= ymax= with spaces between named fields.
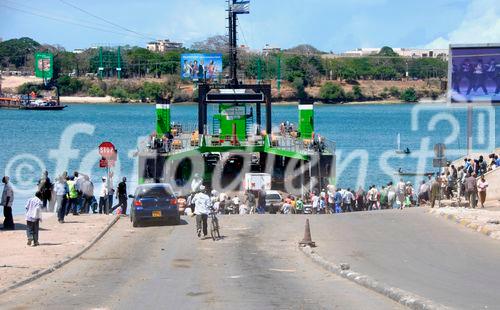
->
xmin=99 ymin=142 xmax=116 ymax=157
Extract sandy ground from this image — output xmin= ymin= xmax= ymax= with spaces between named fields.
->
xmin=0 ymin=212 xmax=116 ymax=291
xmin=60 ymin=96 xmax=114 ymax=104
xmin=1 ymin=76 xmax=42 ymax=93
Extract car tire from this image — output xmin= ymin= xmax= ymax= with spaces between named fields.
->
xmin=132 ymin=216 xmax=139 ymax=227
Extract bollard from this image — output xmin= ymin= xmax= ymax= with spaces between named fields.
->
xmin=299 ymin=218 xmax=316 ymax=247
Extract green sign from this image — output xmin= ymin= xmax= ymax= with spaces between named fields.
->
xmin=34 ymin=52 xmax=54 ymax=80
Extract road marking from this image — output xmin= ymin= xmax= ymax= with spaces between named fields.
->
xmin=268 ymin=268 xmax=296 ymax=273
xmin=228 ymin=275 xmax=243 ymax=279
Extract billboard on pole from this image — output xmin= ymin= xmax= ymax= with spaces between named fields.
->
xmin=448 ymin=44 xmax=500 ymax=104
xmin=181 ymin=53 xmax=222 ymax=82
xmin=34 ymin=52 xmax=54 ymax=80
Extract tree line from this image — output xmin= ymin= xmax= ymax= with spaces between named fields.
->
xmin=1 ymin=37 xmax=446 ymax=102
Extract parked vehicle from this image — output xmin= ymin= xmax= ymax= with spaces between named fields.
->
xmin=265 ymin=190 xmax=282 ymax=213
xmin=129 ymin=183 xmax=180 ymax=227
xmin=243 ymin=173 xmax=271 ymax=191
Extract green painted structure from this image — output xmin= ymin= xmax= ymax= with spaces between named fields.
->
xmin=213 ymin=104 xmax=250 ymax=140
xmin=298 ymin=104 xmax=314 ymax=139
xmin=156 ymin=103 xmax=171 ymax=136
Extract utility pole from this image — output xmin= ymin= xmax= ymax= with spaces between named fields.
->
xmin=117 ymin=46 xmax=121 ymax=80
xmin=228 ymin=0 xmax=238 ymax=85
xmin=277 ymin=54 xmax=281 ymax=95
xmin=98 ymin=47 xmax=103 ymax=79
xmin=257 ymin=57 xmax=262 ymax=84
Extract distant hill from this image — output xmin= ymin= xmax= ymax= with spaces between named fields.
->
xmin=285 ymin=44 xmax=325 ymax=55
xmin=0 ymin=37 xmax=41 ymax=68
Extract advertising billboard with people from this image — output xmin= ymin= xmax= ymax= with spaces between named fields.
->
xmin=181 ymin=53 xmax=223 ymax=82
xmin=449 ymin=44 xmax=500 ymax=104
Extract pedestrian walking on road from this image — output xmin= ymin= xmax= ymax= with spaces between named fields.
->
xmin=99 ymin=177 xmax=109 ymax=214
xmin=66 ymin=176 xmax=79 ymax=215
xmin=112 ymin=177 xmax=128 ymax=215
xmin=80 ymin=176 xmax=94 ymax=214
xmin=367 ymin=185 xmax=379 ymax=211
xmin=54 ymin=176 xmax=68 ymax=223
xmin=1 ymin=176 xmax=15 ymax=230
xmin=430 ymin=177 xmax=440 ymax=208
xmin=464 ymin=173 xmax=478 ymax=209
xmin=477 ymin=175 xmax=489 ymax=209
xmin=397 ymin=179 xmax=406 ymax=209
xmin=25 ymin=191 xmax=43 ymax=246
xmin=192 ymin=185 xmax=211 ymax=238
xmin=244 ymin=190 xmax=256 ymax=214
xmin=37 ymin=171 xmax=52 ymax=211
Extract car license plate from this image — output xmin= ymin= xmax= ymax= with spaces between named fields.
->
xmin=152 ymin=211 xmax=162 ymax=217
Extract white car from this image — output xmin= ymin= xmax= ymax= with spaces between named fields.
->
xmin=265 ymin=190 xmax=282 ymax=213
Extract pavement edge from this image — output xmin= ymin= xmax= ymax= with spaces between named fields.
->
xmin=0 ymin=215 xmax=121 ymax=296
xmin=299 ymin=245 xmax=449 ymax=310
xmin=428 ymin=209 xmax=499 ymax=240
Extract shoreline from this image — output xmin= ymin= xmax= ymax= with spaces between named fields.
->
xmin=61 ymin=96 xmax=444 ymax=106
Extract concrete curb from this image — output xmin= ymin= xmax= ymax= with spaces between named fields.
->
xmin=0 ymin=215 xmax=121 ymax=296
xmin=299 ymin=245 xmax=450 ymax=310
xmin=428 ymin=209 xmax=500 ymax=240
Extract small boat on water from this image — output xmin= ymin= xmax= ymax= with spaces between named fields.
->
xmin=395 ymin=133 xmax=411 ymax=154
xmin=20 ymin=98 xmax=67 ymax=110
xmin=395 ymin=168 xmax=434 ymax=176
xmin=0 ymin=93 xmax=66 ymax=110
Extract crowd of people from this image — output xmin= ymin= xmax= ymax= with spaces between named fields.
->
xmin=1 ymin=152 xmax=498 ymax=245
xmin=183 ymin=153 xmax=498 ymax=218
xmin=1 ymin=171 xmax=128 ymax=247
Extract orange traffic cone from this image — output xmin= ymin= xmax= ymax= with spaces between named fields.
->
xmin=299 ymin=218 xmax=316 ymax=247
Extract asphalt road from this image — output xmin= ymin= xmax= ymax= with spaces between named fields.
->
xmin=0 ymin=215 xmax=402 ymax=310
xmin=303 ymin=208 xmax=500 ymax=310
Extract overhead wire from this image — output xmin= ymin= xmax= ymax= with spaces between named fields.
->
xmin=3 ymin=0 xmax=114 ymax=30
xmin=0 ymin=3 xmax=149 ymax=40
xmin=58 ymin=0 xmax=157 ymax=41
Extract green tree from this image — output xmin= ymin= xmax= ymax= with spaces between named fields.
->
xmin=292 ymin=77 xmax=308 ymax=100
xmin=389 ymin=86 xmax=401 ymax=97
xmin=400 ymin=87 xmax=418 ymax=102
xmin=319 ymin=82 xmax=345 ymax=102
xmin=0 ymin=37 xmax=40 ymax=68
xmin=378 ymin=46 xmax=398 ymax=57
xmin=352 ymin=85 xmax=364 ymax=100
xmin=57 ymin=76 xmax=83 ymax=95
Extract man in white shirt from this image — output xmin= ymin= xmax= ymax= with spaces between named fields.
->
xmin=192 ymin=185 xmax=211 ymax=238
xmin=99 ymin=177 xmax=109 ymax=214
xmin=25 ymin=191 xmax=43 ymax=246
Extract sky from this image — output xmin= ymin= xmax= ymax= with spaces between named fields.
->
xmin=0 ymin=0 xmax=498 ymax=52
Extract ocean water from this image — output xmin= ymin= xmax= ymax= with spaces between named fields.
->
xmin=1 ymin=102 xmax=499 ymax=215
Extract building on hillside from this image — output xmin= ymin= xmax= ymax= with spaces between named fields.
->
xmin=147 ymin=39 xmax=183 ymax=52
xmin=341 ymin=48 xmax=381 ymax=57
xmin=338 ymin=47 xmax=448 ymax=59
xmin=262 ymin=44 xmax=281 ymax=55
xmin=392 ymin=48 xmax=448 ymax=59
xmin=239 ymin=45 xmax=252 ymax=54
xmin=73 ymin=48 xmax=85 ymax=54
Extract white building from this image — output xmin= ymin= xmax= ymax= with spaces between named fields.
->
xmin=262 ymin=44 xmax=281 ymax=55
xmin=341 ymin=48 xmax=381 ymax=57
xmin=392 ymin=48 xmax=448 ymax=59
xmin=147 ymin=39 xmax=183 ymax=52
xmin=339 ymin=47 xmax=449 ymax=59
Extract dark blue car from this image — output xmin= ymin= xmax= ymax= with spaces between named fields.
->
xmin=129 ymin=183 xmax=180 ymax=227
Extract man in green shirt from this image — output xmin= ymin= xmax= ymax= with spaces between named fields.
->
xmin=380 ymin=186 xmax=388 ymax=209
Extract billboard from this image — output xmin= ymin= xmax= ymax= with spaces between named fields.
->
xmin=181 ymin=53 xmax=222 ymax=82
xmin=449 ymin=44 xmax=500 ymax=103
xmin=34 ymin=52 xmax=54 ymax=80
